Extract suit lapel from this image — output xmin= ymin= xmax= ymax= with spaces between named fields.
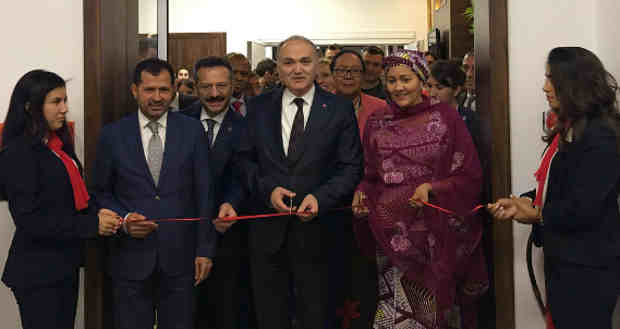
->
xmin=124 ymin=113 xmax=156 ymax=187
xmin=269 ymin=89 xmax=286 ymax=162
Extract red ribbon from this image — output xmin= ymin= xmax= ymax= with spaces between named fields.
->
xmin=421 ymin=201 xmax=485 ymax=217
xmin=137 ymin=202 xmax=484 ymax=223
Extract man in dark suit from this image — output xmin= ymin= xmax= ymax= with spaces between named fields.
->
xmin=223 ymin=35 xmax=364 ymax=329
xmin=180 ymin=56 xmax=250 ymax=329
xmin=93 ymin=58 xmax=215 ymax=329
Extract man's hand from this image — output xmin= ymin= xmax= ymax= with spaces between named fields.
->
xmin=98 ymin=208 xmax=120 ymax=236
xmin=408 ymin=183 xmax=432 ymax=208
xmin=352 ymin=190 xmax=369 ymax=218
xmin=297 ymin=194 xmax=318 ymax=222
xmin=125 ymin=212 xmax=158 ymax=238
xmin=194 ymin=257 xmax=213 ymax=286
xmin=212 ymin=203 xmax=238 ymax=233
xmin=270 ymin=187 xmax=296 ymax=212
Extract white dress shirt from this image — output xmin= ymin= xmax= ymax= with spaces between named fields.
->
xmin=281 ymin=85 xmax=315 ymax=156
xmin=138 ymin=110 xmax=168 ymax=161
xmin=200 ymin=106 xmax=229 ymax=146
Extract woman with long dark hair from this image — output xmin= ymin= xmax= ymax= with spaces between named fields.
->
xmin=0 ymin=70 xmax=120 ymax=329
xmin=489 ymin=47 xmax=620 ymax=329
xmin=354 ymin=51 xmax=488 ymax=329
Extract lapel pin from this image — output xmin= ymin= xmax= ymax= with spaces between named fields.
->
xmin=227 ymin=127 xmax=232 ymax=132
xmin=322 ymin=103 xmax=327 ymax=109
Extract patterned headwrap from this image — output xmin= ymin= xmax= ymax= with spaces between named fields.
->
xmin=384 ymin=50 xmax=430 ymax=83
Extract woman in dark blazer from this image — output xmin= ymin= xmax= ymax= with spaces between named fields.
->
xmin=489 ymin=47 xmax=620 ymax=329
xmin=0 ymin=70 xmax=120 ymax=329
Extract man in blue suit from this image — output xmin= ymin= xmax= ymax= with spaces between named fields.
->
xmin=93 ymin=58 xmax=215 ymax=329
xmin=224 ymin=35 xmax=364 ymax=329
xmin=181 ymin=56 xmax=251 ymax=329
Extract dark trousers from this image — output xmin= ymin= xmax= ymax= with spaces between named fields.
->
xmin=546 ymin=257 xmax=620 ymax=329
xmin=12 ymin=270 xmax=79 ymax=329
xmin=112 ymin=269 xmax=194 ymax=329
xmin=196 ymin=249 xmax=252 ymax=329
xmin=251 ymin=220 xmax=328 ymax=329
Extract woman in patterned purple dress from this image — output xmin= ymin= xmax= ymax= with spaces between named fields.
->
xmin=353 ymin=51 xmax=488 ymax=329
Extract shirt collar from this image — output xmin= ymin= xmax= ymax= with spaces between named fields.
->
xmin=283 ymin=85 xmax=315 ymax=107
xmin=138 ymin=109 xmax=168 ymax=130
xmin=200 ymin=106 xmax=228 ymax=125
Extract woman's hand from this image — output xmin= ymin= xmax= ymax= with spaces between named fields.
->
xmin=487 ymin=196 xmax=541 ymax=224
xmin=409 ymin=183 xmax=432 ymax=208
xmin=352 ymin=190 xmax=369 ymax=218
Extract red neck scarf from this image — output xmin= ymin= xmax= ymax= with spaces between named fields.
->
xmin=47 ymin=132 xmax=90 ymax=211
xmin=533 ymin=134 xmax=560 ymax=207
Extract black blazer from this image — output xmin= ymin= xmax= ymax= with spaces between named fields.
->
xmin=0 ymin=136 xmax=98 ymax=289
xmin=231 ymin=86 xmax=364 ymax=253
xmin=526 ymin=117 xmax=620 ymax=267
xmin=93 ymin=111 xmax=214 ymax=280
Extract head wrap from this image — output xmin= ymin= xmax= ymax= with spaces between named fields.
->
xmin=384 ymin=50 xmax=430 ymax=82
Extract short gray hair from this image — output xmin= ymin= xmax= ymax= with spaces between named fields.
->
xmin=277 ymin=35 xmax=320 ymax=59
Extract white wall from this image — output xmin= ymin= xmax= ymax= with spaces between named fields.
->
xmin=0 ymin=1 xmax=85 ymax=328
xmin=508 ymin=0 xmax=620 ymax=328
xmin=139 ymin=0 xmax=428 ymax=55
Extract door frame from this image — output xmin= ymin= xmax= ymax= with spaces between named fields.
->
xmin=82 ymin=0 xmax=514 ymax=328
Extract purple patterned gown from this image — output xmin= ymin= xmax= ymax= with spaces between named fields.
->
xmin=358 ymin=99 xmax=489 ymax=329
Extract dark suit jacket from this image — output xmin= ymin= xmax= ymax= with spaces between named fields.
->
xmin=93 ymin=111 xmax=214 ymax=280
xmin=181 ymin=102 xmax=248 ymax=256
xmin=232 ymin=85 xmax=364 ymax=253
xmin=524 ymin=117 xmax=620 ymax=267
xmin=1 ymin=136 xmax=99 ymax=289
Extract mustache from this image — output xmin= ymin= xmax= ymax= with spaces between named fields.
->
xmin=205 ymin=96 xmax=226 ymax=102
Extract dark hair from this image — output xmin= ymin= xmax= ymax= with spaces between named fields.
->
xmin=193 ymin=56 xmax=233 ymax=82
xmin=464 ymin=49 xmax=474 ymax=59
xmin=327 ymin=44 xmax=342 ymax=51
xmin=2 ymin=70 xmax=73 ymax=149
xmin=430 ymin=60 xmax=466 ymax=88
xmin=545 ymin=47 xmax=620 ymax=148
xmin=363 ymin=46 xmax=385 ymax=57
xmin=133 ymin=57 xmax=175 ymax=86
xmin=176 ymin=78 xmax=195 ymax=90
xmin=255 ymin=58 xmax=277 ymax=77
xmin=424 ymin=51 xmax=437 ymax=60
xmin=138 ymin=35 xmax=158 ymax=58
xmin=330 ymin=49 xmax=366 ymax=73
xmin=177 ymin=66 xmax=190 ymax=75
xmin=226 ymin=52 xmax=248 ymax=63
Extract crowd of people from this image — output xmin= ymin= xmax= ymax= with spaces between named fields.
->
xmin=1 ymin=33 xmax=619 ymax=329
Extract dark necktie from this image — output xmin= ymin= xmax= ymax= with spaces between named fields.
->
xmin=204 ymin=119 xmax=216 ymax=148
xmin=288 ymin=97 xmax=305 ymax=158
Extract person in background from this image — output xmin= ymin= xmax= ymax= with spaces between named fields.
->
xmin=428 ymin=60 xmax=480 ymax=147
xmin=354 ymin=50 xmax=488 ymax=329
xmin=424 ymin=51 xmax=437 ymax=67
xmin=461 ymin=50 xmax=476 ymax=112
xmin=177 ymin=67 xmax=190 ymax=81
xmin=227 ymin=53 xmax=251 ymax=117
xmin=246 ymin=71 xmax=262 ymax=97
xmin=316 ymin=57 xmax=336 ymax=93
xmin=488 ymin=47 xmax=620 ymax=329
xmin=93 ymin=58 xmax=215 ymax=329
xmin=0 ymin=70 xmax=120 ymax=329
xmin=361 ymin=46 xmax=387 ymax=100
xmin=330 ymin=48 xmax=386 ymax=328
xmin=325 ymin=44 xmax=342 ymax=62
xmin=255 ymin=58 xmax=279 ymax=93
xmin=176 ymin=78 xmax=195 ymax=96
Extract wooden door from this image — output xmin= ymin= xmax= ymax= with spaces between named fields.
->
xmin=167 ymin=33 xmax=226 ymax=73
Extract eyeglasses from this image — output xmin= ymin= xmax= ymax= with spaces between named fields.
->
xmin=333 ymin=68 xmax=363 ymax=77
